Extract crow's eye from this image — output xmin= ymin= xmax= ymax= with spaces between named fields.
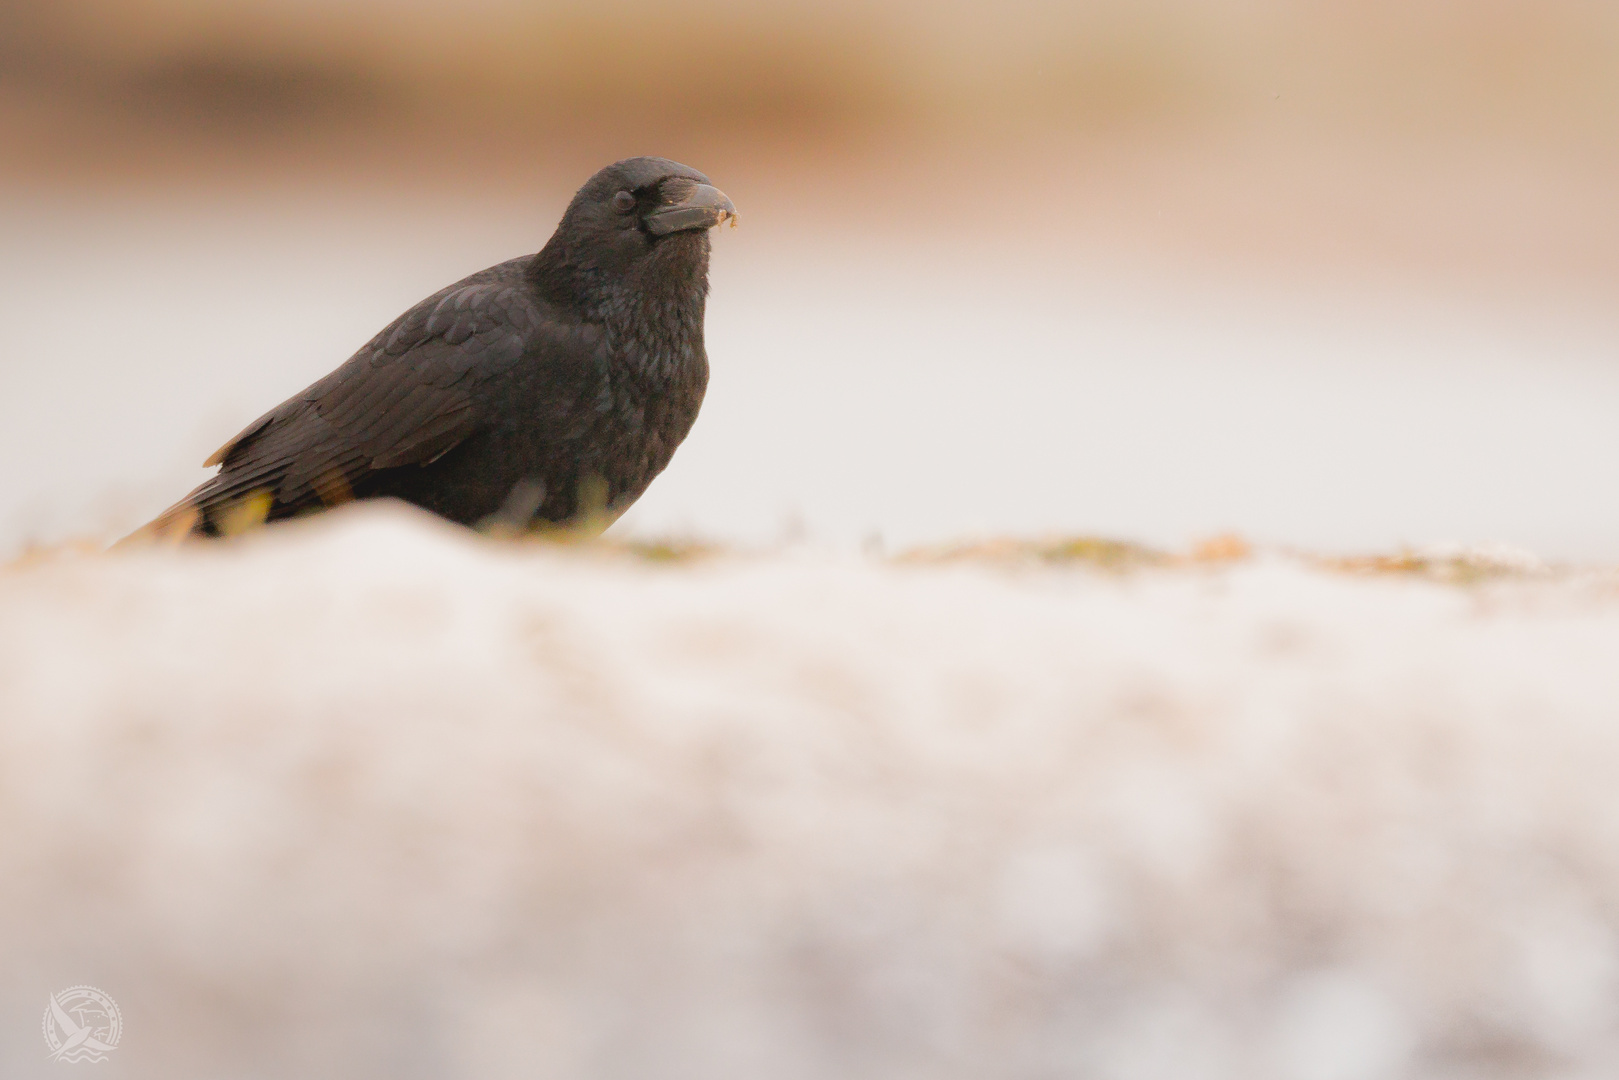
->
xmin=612 ymin=190 xmax=636 ymax=213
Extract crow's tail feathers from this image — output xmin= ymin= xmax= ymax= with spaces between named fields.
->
xmin=114 ymin=498 xmax=203 ymax=548
xmin=115 ymin=483 xmax=282 ymax=548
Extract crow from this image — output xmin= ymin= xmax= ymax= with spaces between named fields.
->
xmin=129 ymin=157 xmax=734 ymax=541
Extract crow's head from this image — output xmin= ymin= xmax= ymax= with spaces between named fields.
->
xmin=534 ymin=157 xmax=736 ymax=311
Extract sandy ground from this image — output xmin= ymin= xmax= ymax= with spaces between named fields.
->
xmin=3 ymin=504 xmax=1619 ymax=1078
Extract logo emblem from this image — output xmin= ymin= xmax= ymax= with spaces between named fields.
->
xmin=42 ymin=986 xmax=122 ymax=1063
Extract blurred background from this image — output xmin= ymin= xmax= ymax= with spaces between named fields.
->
xmin=2 ymin=0 xmax=1618 ymax=557
xmin=7 ymin=7 xmax=1619 ymax=1079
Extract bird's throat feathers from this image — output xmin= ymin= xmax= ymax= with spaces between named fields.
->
xmin=528 ymin=231 xmax=710 ymax=379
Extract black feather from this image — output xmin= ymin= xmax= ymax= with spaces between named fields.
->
xmin=140 ymin=157 xmax=725 ymax=538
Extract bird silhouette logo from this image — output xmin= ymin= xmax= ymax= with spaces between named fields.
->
xmin=42 ymin=986 xmax=122 ymax=1063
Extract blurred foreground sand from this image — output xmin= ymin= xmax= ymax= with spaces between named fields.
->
xmin=3 ymin=504 xmax=1619 ymax=1078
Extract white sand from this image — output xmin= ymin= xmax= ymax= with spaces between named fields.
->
xmin=3 ymin=504 xmax=1618 ymax=1078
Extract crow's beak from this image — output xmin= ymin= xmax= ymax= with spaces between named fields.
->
xmin=646 ymin=181 xmax=737 ymax=236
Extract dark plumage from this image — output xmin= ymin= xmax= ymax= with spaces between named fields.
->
xmin=133 ymin=157 xmax=734 ymax=540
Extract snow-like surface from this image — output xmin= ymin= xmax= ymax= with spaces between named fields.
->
xmin=3 ymin=504 xmax=1619 ymax=1078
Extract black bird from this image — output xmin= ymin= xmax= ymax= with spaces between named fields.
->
xmin=132 ymin=157 xmax=734 ymax=540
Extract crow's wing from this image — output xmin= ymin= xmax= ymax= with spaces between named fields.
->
xmin=184 ymin=272 xmax=542 ymax=524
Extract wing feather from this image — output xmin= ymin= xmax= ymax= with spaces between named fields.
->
xmin=176 ymin=267 xmax=541 ymax=530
